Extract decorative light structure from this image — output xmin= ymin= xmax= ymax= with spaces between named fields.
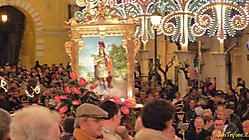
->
xmin=108 ymin=0 xmax=163 ymax=45
xmin=0 ymin=76 xmax=7 ymax=92
xmin=160 ymin=0 xmax=208 ymax=51
xmin=73 ymin=0 xmax=249 ymax=51
xmin=132 ymin=0 xmax=161 ymax=45
xmin=193 ymin=0 xmax=249 ymax=52
xmin=74 ymin=0 xmax=161 ymax=45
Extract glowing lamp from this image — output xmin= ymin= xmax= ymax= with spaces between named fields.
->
xmin=1 ymin=14 xmax=7 ymax=22
xmin=151 ymin=13 xmax=161 ymax=29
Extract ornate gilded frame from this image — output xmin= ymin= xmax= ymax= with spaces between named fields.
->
xmin=65 ymin=20 xmax=138 ymax=99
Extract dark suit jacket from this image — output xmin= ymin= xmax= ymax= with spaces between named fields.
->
xmin=230 ymin=114 xmax=242 ymax=133
xmin=185 ymin=129 xmax=211 ymax=140
xmin=223 ymin=121 xmax=239 ymax=140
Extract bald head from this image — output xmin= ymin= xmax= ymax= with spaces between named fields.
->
xmin=0 ymin=108 xmax=11 ymax=140
xmin=216 ymin=109 xmax=228 ymax=122
xmin=242 ymin=120 xmax=249 ymax=134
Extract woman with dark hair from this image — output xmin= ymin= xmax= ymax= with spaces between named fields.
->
xmin=61 ymin=117 xmax=75 ymax=140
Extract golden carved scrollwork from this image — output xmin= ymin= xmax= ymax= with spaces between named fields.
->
xmin=65 ymin=18 xmax=79 ymax=26
xmin=71 ymin=30 xmax=80 ymax=40
xmin=65 ymin=40 xmax=73 ymax=60
xmin=65 ymin=40 xmax=79 ymax=73
xmin=134 ymin=39 xmax=140 ymax=56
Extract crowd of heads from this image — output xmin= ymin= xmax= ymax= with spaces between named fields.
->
xmin=0 ymin=62 xmax=249 ymax=140
xmin=134 ymin=76 xmax=249 ymax=140
xmin=0 ymin=62 xmax=72 ymax=112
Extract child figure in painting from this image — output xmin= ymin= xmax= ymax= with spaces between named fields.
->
xmin=93 ymin=41 xmax=113 ymax=91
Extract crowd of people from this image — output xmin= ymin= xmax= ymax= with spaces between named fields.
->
xmin=134 ymin=77 xmax=249 ymax=140
xmin=0 ymin=62 xmax=249 ymax=140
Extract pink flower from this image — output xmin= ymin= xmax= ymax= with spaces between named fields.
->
xmin=60 ymin=95 xmax=68 ymax=100
xmin=90 ymin=84 xmax=98 ymax=90
xmin=82 ymin=90 xmax=88 ymax=96
xmin=113 ymin=98 xmax=122 ymax=105
xmin=55 ymin=104 xmax=62 ymax=110
xmin=106 ymin=95 xmax=115 ymax=99
xmin=110 ymin=96 xmax=118 ymax=100
xmin=78 ymin=78 xmax=87 ymax=87
xmin=54 ymin=96 xmax=61 ymax=103
xmin=71 ymin=87 xmax=80 ymax=94
xmin=121 ymin=106 xmax=130 ymax=115
xmin=125 ymin=100 xmax=133 ymax=108
xmin=59 ymin=106 xmax=68 ymax=114
xmin=71 ymin=100 xmax=81 ymax=106
xmin=64 ymin=86 xmax=71 ymax=93
xmin=98 ymin=97 xmax=104 ymax=102
xmin=70 ymin=72 xmax=78 ymax=80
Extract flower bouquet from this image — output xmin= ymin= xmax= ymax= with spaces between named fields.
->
xmin=54 ymin=72 xmax=135 ymax=121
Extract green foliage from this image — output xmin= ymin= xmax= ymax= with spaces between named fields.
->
xmin=108 ymin=44 xmax=127 ymax=78
xmin=79 ymin=64 xmax=95 ymax=81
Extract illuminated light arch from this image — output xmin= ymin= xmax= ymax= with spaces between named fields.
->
xmin=194 ymin=0 xmax=249 ymax=41
xmin=74 ymin=0 xmax=249 ymax=51
xmin=160 ymin=0 xmax=208 ymax=51
xmin=75 ymin=0 xmax=160 ymax=45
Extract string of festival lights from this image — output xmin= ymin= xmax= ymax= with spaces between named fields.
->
xmin=73 ymin=0 xmax=249 ymax=50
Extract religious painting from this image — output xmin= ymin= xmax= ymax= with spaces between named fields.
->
xmin=79 ymin=35 xmax=127 ymax=97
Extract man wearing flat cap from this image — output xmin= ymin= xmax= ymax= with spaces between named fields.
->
xmin=72 ymin=103 xmax=108 ymax=140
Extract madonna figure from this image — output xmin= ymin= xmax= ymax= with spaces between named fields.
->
xmin=93 ymin=41 xmax=113 ymax=91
